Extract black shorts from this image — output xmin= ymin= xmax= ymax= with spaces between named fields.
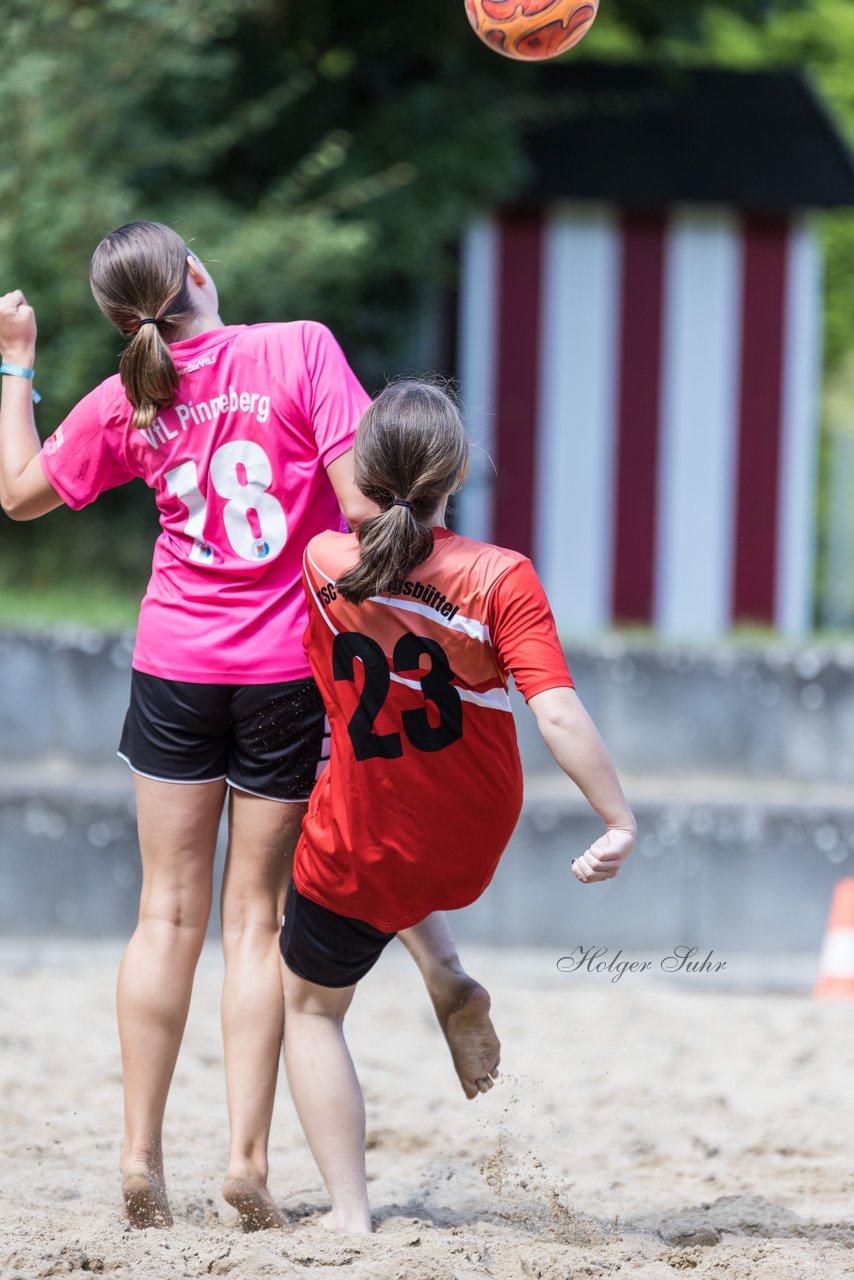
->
xmin=279 ymin=881 xmax=397 ymax=988
xmin=118 ymin=669 xmax=327 ymax=802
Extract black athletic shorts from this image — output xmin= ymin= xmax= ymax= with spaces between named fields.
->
xmin=118 ymin=669 xmax=327 ymax=802
xmin=279 ymin=880 xmax=397 ymax=988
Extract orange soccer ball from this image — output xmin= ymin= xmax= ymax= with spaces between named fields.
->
xmin=464 ymin=0 xmax=599 ymax=61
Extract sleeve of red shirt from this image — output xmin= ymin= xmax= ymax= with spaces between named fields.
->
xmin=38 ymin=383 xmax=136 ymax=510
xmin=300 ymin=322 xmax=372 ymax=468
xmin=488 ymin=558 xmax=574 ymax=701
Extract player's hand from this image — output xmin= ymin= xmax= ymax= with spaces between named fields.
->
xmin=572 ymin=826 xmax=635 ymax=884
xmin=0 ymin=291 xmax=37 ymax=364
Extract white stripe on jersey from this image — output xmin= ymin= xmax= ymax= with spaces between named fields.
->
xmin=369 ymin=593 xmax=491 ymax=644
xmin=459 ymin=686 xmax=511 ymax=712
xmin=389 ymin=671 xmax=511 ymax=713
xmin=304 ymin=547 xmax=512 ymax=713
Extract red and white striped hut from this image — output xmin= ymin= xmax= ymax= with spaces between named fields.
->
xmin=456 ymin=64 xmax=854 ymax=637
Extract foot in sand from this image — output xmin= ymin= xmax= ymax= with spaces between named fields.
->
xmin=317 ymin=1207 xmax=372 ymax=1235
xmin=222 ymin=1174 xmax=287 ymax=1231
xmin=121 ymin=1169 xmax=173 ymax=1229
xmin=431 ymin=974 xmax=501 ymax=1100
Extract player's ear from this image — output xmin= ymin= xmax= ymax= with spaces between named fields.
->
xmin=186 ymin=255 xmax=207 ymax=288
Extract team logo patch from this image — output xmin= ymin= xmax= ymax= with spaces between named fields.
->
xmin=252 ymin=540 xmax=271 ymax=560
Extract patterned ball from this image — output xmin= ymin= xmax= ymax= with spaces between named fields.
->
xmin=464 ymin=0 xmax=599 ymax=61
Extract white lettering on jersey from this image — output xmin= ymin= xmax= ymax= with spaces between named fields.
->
xmin=164 ymin=440 xmax=287 ymax=565
xmin=178 ymin=355 xmax=217 ymax=376
xmin=140 ymin=385 xmax=271 ymax=449
xmin=45 ymin=426 xmax=65 ymax=454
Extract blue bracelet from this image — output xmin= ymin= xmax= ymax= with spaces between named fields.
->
xmin=0 ymin=363 xmax=41 ymax=404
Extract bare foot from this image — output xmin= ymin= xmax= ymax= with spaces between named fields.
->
xmin=222 ymin=1175 xmax=287 ymax=1231
xmin=122 ymin=1171 xmax=173 ymax=1229
xmin=317 ymin=1207 xmax=372 ymax=1235
xmin=431 ymin=975 xmax=501 ymax=1100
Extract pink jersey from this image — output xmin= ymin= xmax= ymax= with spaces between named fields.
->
xmin=39 ymin=323 xmax=370 ymax=683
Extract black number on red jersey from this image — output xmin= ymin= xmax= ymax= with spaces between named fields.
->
xmin=395 ymin=633 xmax=463 ymax=752
xmin=332 ymin=631 xmax=463 ymax=761
xmin=332 ymin=633 xmax=403 ymax=761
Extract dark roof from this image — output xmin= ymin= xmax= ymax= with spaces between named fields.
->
xmin=518 ymin=63 xmax=854 ymax=210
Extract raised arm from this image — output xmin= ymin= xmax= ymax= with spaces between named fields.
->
xmin=0 ymin=291 xmax=63 ymax=520
xmin=527 ymin=686 xmax=636 ymax=884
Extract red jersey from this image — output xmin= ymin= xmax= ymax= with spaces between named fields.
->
xmin=294 ymin=527 xmax=573 ymax=932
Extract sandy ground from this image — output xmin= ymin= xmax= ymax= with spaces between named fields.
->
xmin=0 ymin=940 xmax=852 ymax=1280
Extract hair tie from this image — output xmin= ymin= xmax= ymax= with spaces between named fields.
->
xmin=390 ymin=497 xmax=413 ymax=511
xmin=138 ymin=317 xmax=159 ymax=328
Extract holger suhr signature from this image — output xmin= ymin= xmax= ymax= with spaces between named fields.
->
xmin=557 ymin=945 xmax=727 ymax=983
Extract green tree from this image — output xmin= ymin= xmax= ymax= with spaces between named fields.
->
xmin=1 ymin=0 xmax=849 ymax=605
xmin=0 ymin=0 xmax=524 ymax=592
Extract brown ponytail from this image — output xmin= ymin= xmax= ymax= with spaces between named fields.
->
xmin=89 ymin=221 xmax=197 ymax=430
xmin=336 ymin=380 xmax=470 ymax=605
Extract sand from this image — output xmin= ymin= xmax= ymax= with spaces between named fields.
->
xmin=1 ymin=940 xmax=852 ymax=1280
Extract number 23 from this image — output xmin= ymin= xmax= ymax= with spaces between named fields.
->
xmin=333 ymin=631 xmax=463 ymax=760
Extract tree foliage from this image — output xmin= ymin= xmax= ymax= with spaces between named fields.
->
xmin=0 ymin=0 xmax=851 ymax=594
xmin=684 ymin=1 xmax=854 ymax=373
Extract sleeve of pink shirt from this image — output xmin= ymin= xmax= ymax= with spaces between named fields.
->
xmin=299 ymin=322 xmax=372 ymax=467
xmin=38 ymin=381 xmax=137 ymax=510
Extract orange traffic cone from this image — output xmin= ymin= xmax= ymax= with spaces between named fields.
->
xmin=815 ymin=878 xmax=854 ymax=999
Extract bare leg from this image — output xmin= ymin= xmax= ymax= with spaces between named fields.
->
xmin=398 ymin=913 xmax=500 ymax=1099
xmin=118 ymin=775 xmax=226 ymax=1227
xmin=281 ymin=964 xmax=370 ymax=1234
xmin=220 ymin=792 xmax=305 ymax=1230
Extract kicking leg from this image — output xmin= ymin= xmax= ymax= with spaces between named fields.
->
xmin=220 ymin=791 xmax=305 ymax=1230
xmin=281 ymin=966 xmax=370 ymax=1234
xmin=398 ymin=912 xmax=500 ymax=1099
xmin=118 ymin=775 xmax=225 ymax=1227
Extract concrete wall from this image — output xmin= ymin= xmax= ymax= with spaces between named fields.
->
xmin=1 ymin=628 xmax=853 ymax=949
xmin=4 ymin=627 xmax=854 ymax=780
xmin=0 ymin=627 xmax=135 ymax=765
xmin=514 ymin=637 xmax=854 ymax=783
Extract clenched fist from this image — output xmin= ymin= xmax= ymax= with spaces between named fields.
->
xmin=572 ymin=826 xmax=635 ymax=884
xmin=0 ymin=291 xmax=37 ymax=365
